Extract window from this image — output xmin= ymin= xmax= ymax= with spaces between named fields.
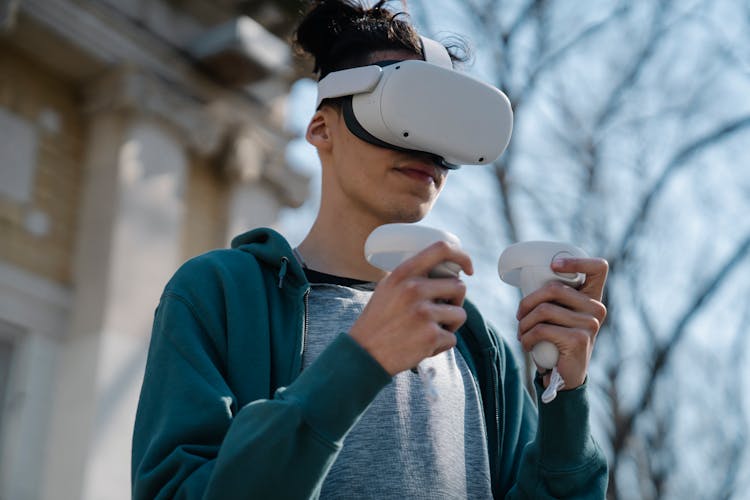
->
xmin=0 ymin=107 xmax=38 ymax=203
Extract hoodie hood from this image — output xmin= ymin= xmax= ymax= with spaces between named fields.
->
xmin=231 ymin=227 xmax=308 ymax=288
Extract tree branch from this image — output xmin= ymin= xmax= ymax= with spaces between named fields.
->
xmin=613 ymin=231 xmax=750 ymax=453
xmin=593 ymin=3 xmax=668 ymax=133
xmin=716 ymin=293 xmax=750 ymax=499
xmin=610 ymin=114 xmax=750 ymax=270
xmin=513 ymin=1 xmax=630 ymax=110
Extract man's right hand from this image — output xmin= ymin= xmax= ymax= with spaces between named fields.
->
xmin=349 ymin=241 xmax=474 ymax=376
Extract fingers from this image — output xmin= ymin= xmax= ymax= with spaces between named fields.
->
xmin=516 ymin=281 xmax=605 ymax=351
xmin=407 ymin=303 xmax=463 ymax=358
xmin=516 ymin=281 xmax=607 ymax=324
xmin=414 ymin=300 xmax=466 ymax=359
xmin=399 ymin=276 xmax=468 ymax=307
xmin=551 ymin=257 xmax=608 ymax=301
xmin=430 ymin=330 xmax=458 ymax=357
xmin=519 ymin=323 xmax=594 ymax=364
xmin=351 ymin=298 xmax=463 ymax=376
xmin=389 ymin=241 xmax=474 ymax=281
xmin=517 ymin=301 xmax=601 ymax=340
xmin=519 ymin=320 xmax=595 ymax=390
xmin=425 ymin=302 xmax=468 ymax=333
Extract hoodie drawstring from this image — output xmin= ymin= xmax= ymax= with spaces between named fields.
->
xmin=278 ymin=257 xmax=289 ymax=288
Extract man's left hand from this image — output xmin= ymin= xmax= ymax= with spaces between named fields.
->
xmin=516 ymin=257 xmax=608 ymax=389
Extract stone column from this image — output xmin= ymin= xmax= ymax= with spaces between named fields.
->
xmin=80 ymin=117 xmax=189 ymax=500
xmin=41 ymin=68 xmax=208 ymax=500
xmin=224 ymin=125 xmax=310 ymax=239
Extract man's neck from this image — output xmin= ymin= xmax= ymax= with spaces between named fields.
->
xmin=296 ymin=211 xmax=387 ymax=282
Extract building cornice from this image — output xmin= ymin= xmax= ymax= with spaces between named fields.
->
xmin=17 ymin=0 xmax=309 ymax=207
xmin=84 ymin=67 xmax=309 ymax=206
xmin=83 ymin=67 xmax=226 ymax=156
xmin=21 ymin=0 xmax=197 ymax=84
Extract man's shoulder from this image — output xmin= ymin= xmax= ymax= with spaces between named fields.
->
xmin=171 ymin=227 xmax=292 ymax=284
xmin=169 ymin=248 xmax=259 ymax=287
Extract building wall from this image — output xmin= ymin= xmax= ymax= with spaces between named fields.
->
xmin=0 ymin=1 xmax=309 ymax=498
xmin=0 ymin=42 xmax=84 ymax=285
xmin=0 ymin=40 xmax=84 ymax=500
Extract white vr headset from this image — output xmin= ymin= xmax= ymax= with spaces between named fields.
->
xmin=316 ymin=36 xmax=513 ymax=168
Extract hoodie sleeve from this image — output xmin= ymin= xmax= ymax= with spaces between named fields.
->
xmin=131 ymin=286 xmax=391 ymax=499
xmin=502 ymin=339 xmax=608 ymax=498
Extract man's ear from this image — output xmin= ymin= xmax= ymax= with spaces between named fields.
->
xmin=306 ymin=110 xmax=333 ymax=152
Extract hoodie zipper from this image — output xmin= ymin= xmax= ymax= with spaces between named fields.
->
xmin=479 ymin=346 xmax=501 ymax=495
xmin=490 ymin=352 xmax=502 ymax=485
xmin=300 ymin=288 xmax=310 ymax=365
xmin=461 ymin=326 xmax=503 ymax=494
xmin=277 ymin=255 xmax=309 ymax=377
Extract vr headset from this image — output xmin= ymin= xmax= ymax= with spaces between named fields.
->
xmin=316 ymin=36 xmax=513 ymax=168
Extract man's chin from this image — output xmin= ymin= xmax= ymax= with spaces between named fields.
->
xmin=387 ymin=205 xmax=433 ymax=224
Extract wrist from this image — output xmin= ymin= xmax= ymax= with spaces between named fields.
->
xmin=538 ymin=368 xmax=586 ymax=390
xmin=563 ymin=373 xmax=586 ymax=390
xmin=347 ymin=329 xmax=397 ymax=376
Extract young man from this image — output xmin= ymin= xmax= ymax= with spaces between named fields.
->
xmin=132 ymin=2 xmax=608 ymax=498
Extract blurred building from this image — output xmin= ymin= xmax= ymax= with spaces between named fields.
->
xmin=0 ymin=1 xmax=308 ymax=498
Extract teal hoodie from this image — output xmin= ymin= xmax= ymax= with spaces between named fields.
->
xmin=132 ymin=228 xmax=607 ymax=499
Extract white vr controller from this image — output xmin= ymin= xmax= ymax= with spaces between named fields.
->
xmin=365 ymin=223 xmax=463 ymax=401
xmin=497 ymin=241 xmax=587 ymax=368
xmin=498 ymin=241 xmax=588 ymax=403
xmin=365 ymin=223 xmax=462 ymax=278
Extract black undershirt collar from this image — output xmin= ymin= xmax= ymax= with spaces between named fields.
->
xmin=302 ymin=268 xmax=376 ymax=290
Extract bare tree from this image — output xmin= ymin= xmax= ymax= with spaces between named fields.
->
xmin=411 ymin=0 xmax=750 ymax=497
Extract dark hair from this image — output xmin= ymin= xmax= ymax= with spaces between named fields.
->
xmin=294 ymin=1 xmax=422 ymax=80
xmin=294 ymin=0 xmax=469 ymax=83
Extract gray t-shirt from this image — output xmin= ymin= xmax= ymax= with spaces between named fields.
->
xmin=302 ymin=280 xmax=493 ymax=499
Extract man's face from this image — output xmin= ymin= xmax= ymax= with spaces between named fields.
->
xmin=308 ymin=50 xmax=449 ymax=225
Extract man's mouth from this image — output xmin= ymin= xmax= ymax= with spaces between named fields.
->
xmin=396 ymin=166 xmax=436 ymax=183
xmin=394 ymin=157 xmax=443 ymax=184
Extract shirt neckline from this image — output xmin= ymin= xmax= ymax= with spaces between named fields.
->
xmin=303 ymin=268 xmax=375 ymax=289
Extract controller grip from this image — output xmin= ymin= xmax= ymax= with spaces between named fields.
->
xmin=532 ymin=341 xmax=559 ymax=370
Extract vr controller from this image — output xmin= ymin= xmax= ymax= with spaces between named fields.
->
xmin=365 ymin=223 xmax=464 ymax=401
xmin=365 ymin=223 xmax=462 ymax=278
xmin=497 ymin=241 xmax=588 ymax=403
